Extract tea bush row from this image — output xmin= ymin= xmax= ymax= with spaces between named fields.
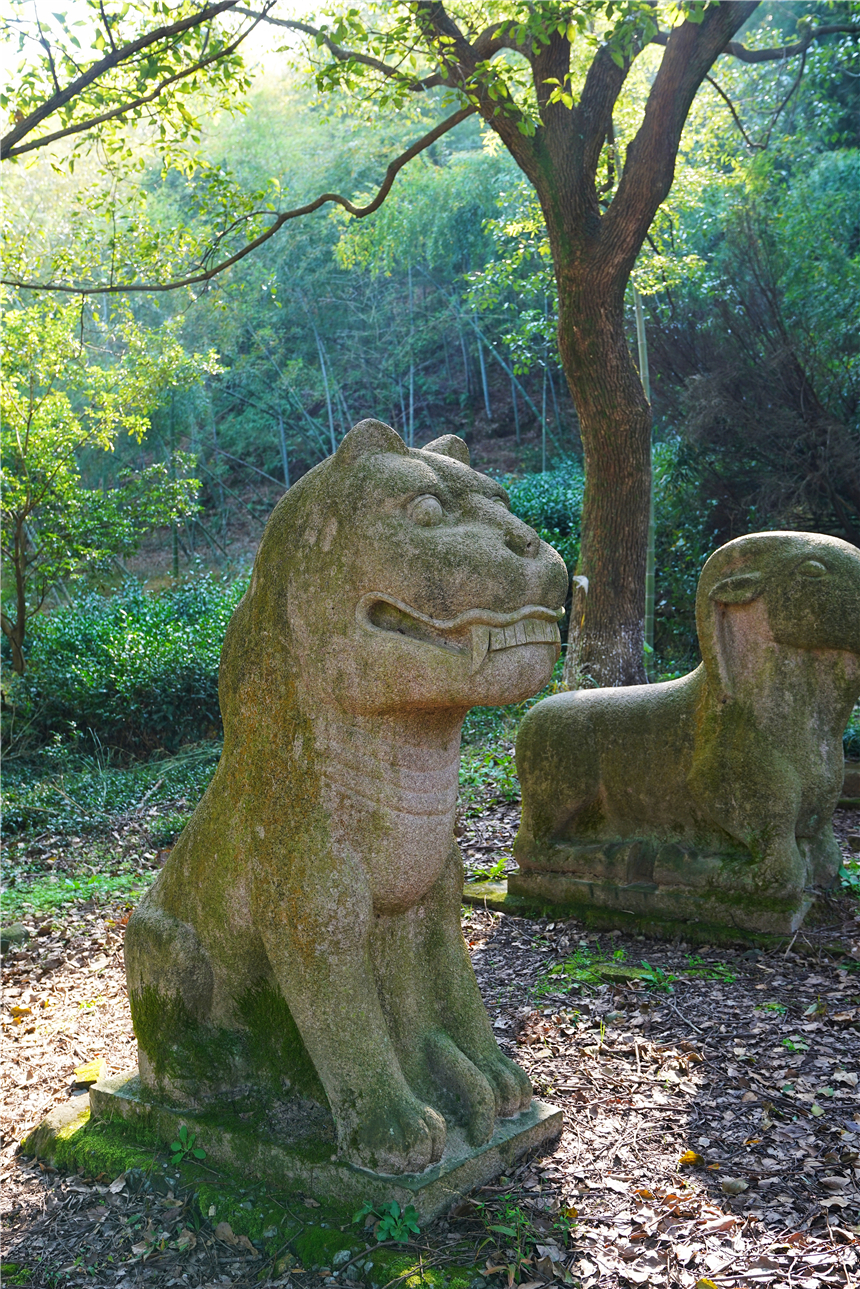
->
xmin=3 ymin=574 xmax=248 ymax=754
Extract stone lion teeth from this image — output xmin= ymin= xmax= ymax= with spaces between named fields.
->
xmin=469 ymin=625 xmax=490 ymax=673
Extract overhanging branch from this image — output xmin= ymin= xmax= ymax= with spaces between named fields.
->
xmin=5 ymin=18 xmax=260 ymax=160
xmin=650 ymin=21 xmax=859 ymax=63
xmin=1 ymin=0 xmax=246 ymax=160
xmin=1 ymin=106 xmax=476 ymax=296
xmin=235 ymin=7 xmax=445 ymax=90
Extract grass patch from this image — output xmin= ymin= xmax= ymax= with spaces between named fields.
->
xmin=1 ymin=869 xmax=152 ymax=924
xmin=1 ymin=740 xmax=221 ymax=838
xmin=535 ymin=941 xmax=739 ymax=997
xmin=840 ymin=859 xmax=860 ymax=900
xmin=459 ymin=747 xmax=519 ymax=813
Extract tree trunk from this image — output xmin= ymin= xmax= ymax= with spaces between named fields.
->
xmin=1 ymin=615 xmax=26 ymax=675
xmin=2 ymin=516 xmax=30 ymax=674
xmin=557 ymin=268 xmax=651 ymax=687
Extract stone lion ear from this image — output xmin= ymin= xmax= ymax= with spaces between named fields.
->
xmin=422 ymin=434 xmax=470 ymax=466
xmin=334 ymin=419 xmax=408 ymax=466
xmin=708 ymin=571 xmax=764 ymax=604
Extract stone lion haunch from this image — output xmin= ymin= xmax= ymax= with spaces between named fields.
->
xmin=124 ymin=419 xmax=569 ymax=1175
xmin=513 ymin=531 xmax=860 ymax=934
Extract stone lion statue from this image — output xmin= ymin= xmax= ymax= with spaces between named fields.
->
xmin=514 ymin=531 xmax=860 ymax=934
xmin=125 ymin=420 xmax=568 ymax=1174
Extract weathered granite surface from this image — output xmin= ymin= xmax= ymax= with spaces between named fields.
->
xmin=514 ymin=532 xmax=860 ymax=933
xmin=124 ymin=420 xmax=568 ymax=1176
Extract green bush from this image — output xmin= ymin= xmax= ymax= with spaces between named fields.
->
xmin=504 ymin=458 xmax=584 ymax=570
xmin=845 ymin=705 xmax=860 ymax=761
xmin=1 ymin=741 xmax=220 ymax=836
xmin=2 ymin=574 xmax=248 ymax=754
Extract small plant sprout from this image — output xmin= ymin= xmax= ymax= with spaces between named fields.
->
xmin=639 ymin=961 xmax=676 ymax=993
xmin=169 ymin=1124 xmax=206 ymax=1165
xmin=353 ymin=1201 xmax=420 ymax=1244
xmin=473 ymin=856 xmax=509 ymax=882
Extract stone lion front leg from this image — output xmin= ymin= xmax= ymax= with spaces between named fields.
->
xmin=420 ymin=843 xmax=532 ymax=1135
xmin=254 ymin=845 xmax=446 ymax=1175
xmin=800 ymin=822 xmax=842 ymax=889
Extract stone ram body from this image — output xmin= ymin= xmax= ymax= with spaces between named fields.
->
xmin=513 ymin=532 xmax=860 ymax=934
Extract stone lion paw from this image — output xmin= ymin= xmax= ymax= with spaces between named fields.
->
xmin=347 ymin=1093 xmax=446 ymax=1175
xmin=476 ymin=1050 xmax=533 ymax=1118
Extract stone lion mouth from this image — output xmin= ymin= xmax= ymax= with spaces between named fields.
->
xmin=356 ymin=594 xmax=562 ymax=673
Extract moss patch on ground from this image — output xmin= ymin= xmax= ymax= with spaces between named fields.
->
xmin=361 ymin=1249 xmax=476 ymax=1289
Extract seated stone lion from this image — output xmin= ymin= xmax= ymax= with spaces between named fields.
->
xmin=125 ymin=419 xmax=568 ymax=1175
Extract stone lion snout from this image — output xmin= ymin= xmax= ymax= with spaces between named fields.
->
xmin=503 ymin=520 xmax=541 ymax=560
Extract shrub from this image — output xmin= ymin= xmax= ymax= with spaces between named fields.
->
xmin=845 ymin=705 xmax=860 ymax=761
xmin=504 ymin=458 xmax=584 ymax=570
xmin=2 ymin=574 xmax=248 ymax=754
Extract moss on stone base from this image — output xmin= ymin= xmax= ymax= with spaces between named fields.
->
xmin=463 ymin=879 xmax=807 ymax=950
xmin=130 ymin=979 xmax=327 ymax=1105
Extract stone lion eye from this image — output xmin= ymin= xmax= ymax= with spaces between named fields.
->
xmin=798 ymin=559 xmax=827 ymax=578
xmin=407 ymin=495 xmax=444 ymax=527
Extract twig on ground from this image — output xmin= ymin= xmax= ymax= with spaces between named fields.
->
xmin=668 ymin=998 xmax=704 ymax=1034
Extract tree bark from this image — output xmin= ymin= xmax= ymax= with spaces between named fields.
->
xmin=556 ymin=270 xmax=651 ymax=686
xmin=2 ymin=516 xmax=30 ymax=673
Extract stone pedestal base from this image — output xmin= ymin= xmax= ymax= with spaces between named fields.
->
xmin=89 ymin=1071 xmax=562 ymax=1222
xmin=507 ymin=863 xmax=810 ymax=936
xmin=463 ymin=876 xmax=808 ymax=947
xmin=507 ymin=858 xmax=810 ymax=935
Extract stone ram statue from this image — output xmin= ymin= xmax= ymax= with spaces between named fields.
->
xmin=125 ymin=420 xmax=568 ymax=1175
xmin=513 ymin=531 xmax=860 ymax=934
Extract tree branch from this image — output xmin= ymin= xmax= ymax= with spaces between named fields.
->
xmin=411 ymin=0 xmax=540 ymax=177
xmin=600 ymin=2 xmax=759 ymax=280
xmin=705 ymin=41 xmax=809 ymax=153
xmin=650 ymin=21 xmax=859 ymax=63
xmin=6 ymin=20 xmax=261 ymax=160
xmin=235 ymin=8 xmax=446 ymax=90
xmin=1 ymin=0 xmax=244 ymax=160
xmin=1 ymin=106 xmax=476 ymax=296
xmin=760 ymin=49 xmax=807 ymax=149
xmin=704 ymin=73 xmax=760 ymax=149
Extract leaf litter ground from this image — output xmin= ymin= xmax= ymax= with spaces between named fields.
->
xmin=2 ymin=804 xmax=860 ymax=1289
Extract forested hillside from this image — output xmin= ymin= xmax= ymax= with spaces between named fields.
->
xmin=2 ymin=0 xmax=858 ymax=692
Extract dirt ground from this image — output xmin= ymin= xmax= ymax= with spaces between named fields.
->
xmin=2 ymin=806 xmax=860 ymax=1289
